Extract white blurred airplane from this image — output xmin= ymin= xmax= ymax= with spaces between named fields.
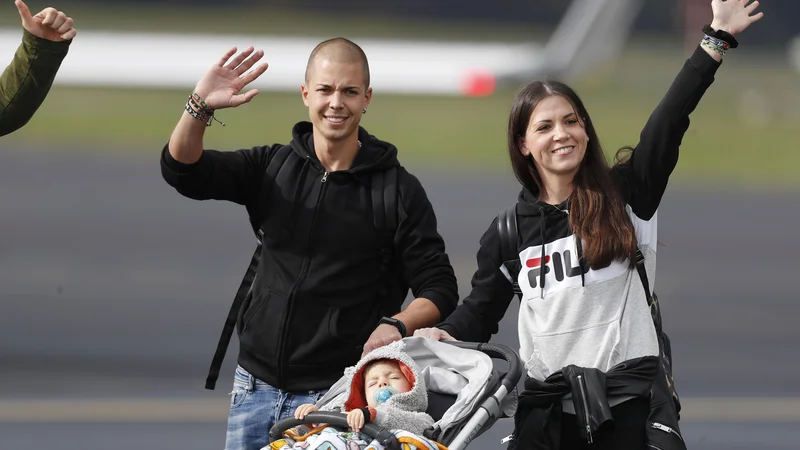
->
xmin=0 ymin=0 xmax=643 ymax=96
xmin=789 ymin=36 xmax=800 ymax=75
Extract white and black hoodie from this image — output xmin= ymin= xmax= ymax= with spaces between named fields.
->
xmin=439 ymin=46 xmax=721 ymax=385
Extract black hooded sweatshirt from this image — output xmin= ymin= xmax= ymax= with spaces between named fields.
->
xmin=160 ymin=122 xmax=459 ymax=390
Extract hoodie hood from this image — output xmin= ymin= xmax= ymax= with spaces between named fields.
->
xmin=290 ymin=121 xmax=400 ymax=178
xmin=318 ymin=340 xmax=435 ymax=435
xmin=345 ymin=359 xmax=416 ymax=412
xmin=516 ymin=186 xmax=570 ymax=217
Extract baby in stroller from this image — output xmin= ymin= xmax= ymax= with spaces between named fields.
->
xmin=294 ymin=340 xmax=435 ymax=435
xmin=264 ymin=337 xmax=522 ymax=450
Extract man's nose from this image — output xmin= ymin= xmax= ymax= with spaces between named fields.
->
xmin=329 ymin=92 xmax=344 ymax=108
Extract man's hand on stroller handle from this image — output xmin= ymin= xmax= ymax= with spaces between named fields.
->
xmin=361 ymin=324 xmax=404 ymax=357
xmin=413 ymin=327 xmax=458 ymax=342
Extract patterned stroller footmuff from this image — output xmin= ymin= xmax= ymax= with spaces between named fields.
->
xmin=268 ymin=425 xmax=446 ymax=450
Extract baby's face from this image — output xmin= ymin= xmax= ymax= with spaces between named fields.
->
xmin=364 ymin=360 xmax=412 ymax=408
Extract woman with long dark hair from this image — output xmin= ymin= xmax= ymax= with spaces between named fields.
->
xmin=416 ymin=1 xmax=763 ymax=449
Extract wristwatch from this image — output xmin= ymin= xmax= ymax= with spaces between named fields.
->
xmin=379 ymin=316 xmax=407 ymax=337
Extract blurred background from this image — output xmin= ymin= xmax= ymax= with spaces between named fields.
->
xmin=0 ymin=0 xmax=798 ymax=449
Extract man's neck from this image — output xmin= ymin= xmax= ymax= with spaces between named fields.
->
xmin=313 ymin=130 xmax=361 ymax=173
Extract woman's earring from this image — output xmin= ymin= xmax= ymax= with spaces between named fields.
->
xmin=362 ymin=109 xmax=367 ymax=114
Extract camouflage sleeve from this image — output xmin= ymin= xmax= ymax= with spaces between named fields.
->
xmin=0 ymin=29 xmax=71 ymax=137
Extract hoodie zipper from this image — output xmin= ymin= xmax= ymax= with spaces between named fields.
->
xmin=275 ymin=168 xmax=329 ymax=385
xmin=576 ymin=375 xmax=593 ymax=444
xmin=651 ymin=422 xmax=684 ymax=442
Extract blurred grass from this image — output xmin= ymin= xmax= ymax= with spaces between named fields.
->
xmin=1 ymin=3 xmax=798 ymax=187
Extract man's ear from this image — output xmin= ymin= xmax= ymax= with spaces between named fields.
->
xmin=301 ymin=84 xmax=310 ymax=107
xmin=364 ymin=87 xmax=373 ymax=109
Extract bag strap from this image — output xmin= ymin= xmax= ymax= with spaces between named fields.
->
xmin=635 ymin=245 xmax=680 ymax=411
xmin=204 ymin=146 xmax=293 ymax=390
xmin=634 ymin=247 xmax=664 ymax=338
xmin=371 ymin=166 xmax=398 ymax=230
xmin=634 ymin=248 xmax=653 ymax=306
xmin=204 ymin=236 xmax=262 ymax=390
xmin=496 ymin=205 xmax=523 ymax=296
xmin=371 ymin=166 xmax=398 ymax=278
xmin=497 ymin=204 xmax=519 ymax=264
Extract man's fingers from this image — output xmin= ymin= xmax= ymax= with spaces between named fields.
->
xmin=56 ymin=17 xmax=73 ymax=34
xmin=15 ymin=0 xmax=31 ymax=22
xmin=230 ymin=89 xmax=259 ymax=107
xmin=361 ymin=340 xmax=383 ymax=357
xmin=224 ymin=46 xmax=255 ymax=71
xmin=60 ymin=28 xmax=76 ymax=40
xmin=361 ymin=327 xmax=401 ymax=357
xmin=240 ymin=63 xmax=269 ymax=85
xmin=361 ymin=343 xmax=375 ymax=358
xmin=49 ymin=11 xmax=66 ymax=30
xmin=216 ymin=47 xmax=238 ymax=67
xmin=376 ymin=336 xmax=396 ymax=348
xmin=39 ymin=7 xmax=58 ymax=25
xmin=235 ymin=49 xmax=264 ymax=74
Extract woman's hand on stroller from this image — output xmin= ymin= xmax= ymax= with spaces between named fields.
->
xmin=413 ymin=327 xmax=459 ymax=342
xmin=294 ymin=403 xmax=319 ymax=420
xmin=347 ymin=409 xmax=366 ymax=432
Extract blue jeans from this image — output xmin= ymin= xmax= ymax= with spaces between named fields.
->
xmin=225 ymin=365 xmax=328 ymax=450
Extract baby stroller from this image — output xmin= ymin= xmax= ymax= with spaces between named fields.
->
xmin=267 ymin=336 xmax=524 ymax=450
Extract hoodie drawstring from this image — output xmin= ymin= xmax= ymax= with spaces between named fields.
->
xmin=575 ymin=234 xmax=586 ymax=293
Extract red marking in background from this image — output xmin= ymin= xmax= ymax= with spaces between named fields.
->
xmin=460 ymin=69 xmax=496 ymax=97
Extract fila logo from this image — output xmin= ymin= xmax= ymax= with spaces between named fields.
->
xmin=526 ymin=250 xmax=588 ymax=288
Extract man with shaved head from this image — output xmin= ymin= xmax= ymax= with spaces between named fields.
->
xmin=160 ymin=38 xmax=458 ymax=449
xmin=305 ymin=37 xmax=370 ymax=87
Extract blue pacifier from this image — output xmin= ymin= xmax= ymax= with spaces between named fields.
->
xmin=373 ymin=386 xmax=397 ymax=404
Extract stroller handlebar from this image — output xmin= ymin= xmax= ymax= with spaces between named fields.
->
xmin=446 ymin=341 xmax=524 ymax=392
xmin=269 ymin=411 xmax=399 ymax=449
